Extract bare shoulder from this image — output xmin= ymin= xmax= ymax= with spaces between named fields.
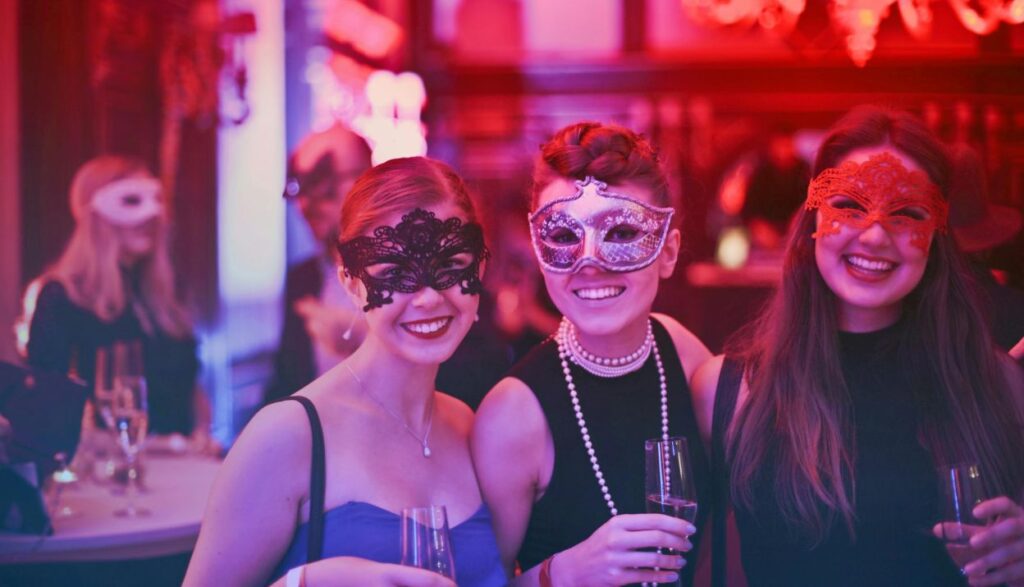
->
xmin=474 ymin=377 xmax=545 ymax=436
xmin=997 ymin=353 xmax=1024 ymax=418
xmin=651 ymin=312 xmax=712 ymax=378
xmin=690 ymin=355 xmax=725 ymax=443
xmin=221 ymin=399 xmax=313 ymax=492
xmin=436 ymin=392 xmax=475 ymax=436
xmin=472 ymin=377 xmax=548 ymax=464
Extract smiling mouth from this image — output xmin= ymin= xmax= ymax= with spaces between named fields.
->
xmin=573 ymin=286 xmax=625 ymax=300
xmin=400 ymin=317 xmax=453 ymax=338
xmin=844 ymin=254 xmax=897 ymax=275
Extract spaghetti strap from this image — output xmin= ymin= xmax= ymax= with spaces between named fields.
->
xmin=711 ymin=356 xmax=742 ymax=587
xmin=280 ymin=395 xmax=326 ymax=563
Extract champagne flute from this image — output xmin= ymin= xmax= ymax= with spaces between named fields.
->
xmin=401 ymin=505 xmax=456 ymax=580
xmin=91 ymin=345 xmax=121 ymax=484
xmin=645 ymin=437 xmax=698 ymax=586
xmin=938 ymin=463 xmax=989 ymax=573
xmin=93 ymin=346 xmax=116 ymax=429
xmin=47 ymin=452 xmax=79 ymax=518
xmin=112 ymin=341 xmax=150 ymax=517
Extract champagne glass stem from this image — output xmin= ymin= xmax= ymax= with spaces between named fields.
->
xmin=124 ymin=451 xmax=138 ymax=516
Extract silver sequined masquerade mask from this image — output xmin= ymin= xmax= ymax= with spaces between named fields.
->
xmin=337 ymin=208 xmax=489 ymax=311
xmin=529 ymin=176 xmax=674 ymax=274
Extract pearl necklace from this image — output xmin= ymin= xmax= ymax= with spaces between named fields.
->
xmin=345 ymin=364 xmax=434 ymax=457
xmin=565 ymin=319 xmax=654 ymax=377
xmin=555 ymin=318 xmax=669 ymax=516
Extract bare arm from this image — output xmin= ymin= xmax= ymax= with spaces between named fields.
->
xmin=471 ymin=376 xmax=549 ymax=574
xmin=690 ymin=355 xmax=725 ymax=448
xmin=651 ymin=313 xmax=712 ymax=382
xmin=1000 ymin=353 xmax=1024 ymax=409
xmin=474 ymin=377 xmax=696 ymax=587
xmin=183 ymin=402 xmax=311 ymax=587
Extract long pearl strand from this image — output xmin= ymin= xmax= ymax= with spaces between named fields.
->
xmin=555 ymin=318 xmax=669 ymax=516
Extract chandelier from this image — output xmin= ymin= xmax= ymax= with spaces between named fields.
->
xmin=680 ymin=0 xmax=1024 ymax=66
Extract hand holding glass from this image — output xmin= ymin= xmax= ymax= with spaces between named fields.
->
xmin=401 ymin=505 xmax=456 ymax=580
xmin=938 ymin=463 xmax=989 ymax=572
xmin=645 ymin=437 xmax=698 ymax=586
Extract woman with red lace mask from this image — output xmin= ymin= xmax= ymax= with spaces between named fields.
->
xmin=692 ymin=105 xmax=1024 ymax=587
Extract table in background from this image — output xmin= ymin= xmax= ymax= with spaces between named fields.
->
xmin=0 ymin=452 xmax=220 ymax=586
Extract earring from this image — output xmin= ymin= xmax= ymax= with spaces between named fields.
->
xmin=342 ymin=315 xmax=357 ymax=340
xmin=474 ymin=313 xmax=480 ymax=323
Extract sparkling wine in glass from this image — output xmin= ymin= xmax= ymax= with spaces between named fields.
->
xmin=47 ymin=452 xmax=79 ymax=519
xmin=401 ymin=505 xmax=456 ymax=580
xmin=646 ymin=437 xmax=699 ymax=521
xmin=645 ymin=437 xmax=698 ymax=586
xmin=93 ymin=346 xmax=116 ymax=429
xmin=938 ymin=463 xmax=989 ymax=573
xmin=111 ymin=341 xmax=150 ymax=517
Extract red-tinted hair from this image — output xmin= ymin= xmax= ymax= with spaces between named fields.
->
xmin=531 ymin=122 xmax=673 ymax=219
xmin=339 ymin=156 xmax=480 ymax=244
xmin=728 ymin=105 xmax=1024 ymax=545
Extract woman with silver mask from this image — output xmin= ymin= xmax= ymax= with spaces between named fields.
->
xmin=473 ymin=122 xmax=713 ymax=586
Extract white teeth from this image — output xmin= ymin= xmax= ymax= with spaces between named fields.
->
xmin=574 ymin=286 xmax=625 ymax=300
xmin=846 ymin=255 xmax=894 ymax=272
xmin=404 ymin=318 xmax=450 ymax=334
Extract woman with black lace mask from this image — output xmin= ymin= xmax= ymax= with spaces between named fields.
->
xmin=185 ymin=157 xmax=506 ymax=587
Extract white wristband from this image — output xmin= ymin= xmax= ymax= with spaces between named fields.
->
xmin=285 ymin=565 xmax=305 ymax=587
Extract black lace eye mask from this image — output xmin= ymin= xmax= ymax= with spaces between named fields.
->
xmin=336 ymin=208 xmax=489 ymax=311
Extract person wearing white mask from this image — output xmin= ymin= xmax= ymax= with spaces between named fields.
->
xmin=19 ymin=155 xmax=210 ymax=445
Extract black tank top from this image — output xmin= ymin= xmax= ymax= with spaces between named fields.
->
xmin=510 ymin=318 xmax=710 ymax=585
xmin=734 ymin=323 xmax=965 ymax=586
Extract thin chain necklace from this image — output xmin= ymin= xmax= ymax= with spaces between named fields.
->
xmin=555 ymin=318 xmax=669 ymax=516
xmin=345 ymin=364 xmax=434 ymax=458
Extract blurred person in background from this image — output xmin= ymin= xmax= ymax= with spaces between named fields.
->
xmin=184 ymin=157 xmax=506 ymax=587
xmin=490 ymin=199 xmax=561 ymax=362
xmin=947 ymin=143 xmax=1024 ymax=353
xmin=17 ymin=155 xmax=211 ymax=448
xmin=265 ymin=124 xmax=374 ymax=406
xmin=740 ymin=125 xmax=810 ymax=251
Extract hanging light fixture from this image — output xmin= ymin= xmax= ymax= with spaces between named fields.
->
xmin=680 ymin=0 xmax=1024 ymax=66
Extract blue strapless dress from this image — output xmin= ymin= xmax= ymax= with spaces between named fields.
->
xmin=270 ymin=501 xmax=506 ymax=587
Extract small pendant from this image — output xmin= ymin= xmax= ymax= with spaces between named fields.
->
xmin=423 ymin=445 xmax=432 ymax=458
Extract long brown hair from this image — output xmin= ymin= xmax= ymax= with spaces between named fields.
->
xmin=531 ymin=122 xmax=675 ymax=224
xmin=22 ymin=155 xmax=191 ymax=340
xmin=728 ymin=105 xmax=1024 ymax=544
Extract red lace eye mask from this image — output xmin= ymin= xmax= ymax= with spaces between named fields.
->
xmin=806 ymin=152 xmax=948 ymax=251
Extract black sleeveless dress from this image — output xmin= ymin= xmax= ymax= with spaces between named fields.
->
xmin=734 ymin=323 xmax=965 ymax=587
xmin=510 ymin=318 xmax=710 ymax=586
xmin=26 ymin=280 xmax=199 ymax=435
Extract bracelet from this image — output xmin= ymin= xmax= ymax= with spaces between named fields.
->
xmin=539 ymin=555 xmax=555 ymax=587
xmin=285 ymin=565 xmax=305 ymax=587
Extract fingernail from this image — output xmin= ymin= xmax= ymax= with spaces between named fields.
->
xmin=673 ymin=556 xmax=685 ymax=568
xmin=685 ymin=523 xmax=697 ymax=533
xmin=665 ymin=573 xmax=679 ymax=582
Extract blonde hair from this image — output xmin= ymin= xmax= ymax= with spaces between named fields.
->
xmin=23 ymin=155 xmax=191 ymax=340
